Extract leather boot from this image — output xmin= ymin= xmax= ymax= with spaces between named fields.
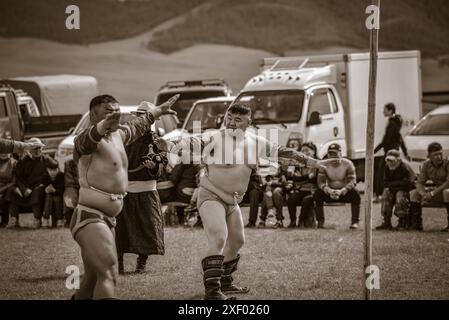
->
xmin=221 ymin=254 xmax=250 ymax=294
xmin=202 ymin=255 xmax=233 ymax=300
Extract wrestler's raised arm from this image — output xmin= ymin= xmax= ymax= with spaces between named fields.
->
xmin=119 ymin=95 xmax=180 ymax=146
xmin=154 ymin=133 xmax=209 ymax=155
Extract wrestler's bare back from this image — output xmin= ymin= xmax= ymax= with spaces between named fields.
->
xmin=78 ymin=131 xmax=128 ymax=217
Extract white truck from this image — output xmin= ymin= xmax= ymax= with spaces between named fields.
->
xmin=233 ymin=50 xmax=422 ymax=179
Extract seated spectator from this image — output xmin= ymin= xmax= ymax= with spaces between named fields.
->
xmin=0 ymin=153 xmax=16 ymax=227
xmin=409 ymin=142 xmax=449 ymax=232
xmin=63 ymin=158 xmax=79 ymax=228
xmin=244 ymin=168 xmax=263 ymax=228
xmin=170 ymin=163 xmax=201 ymax=223
xmin=286 ymin=142 xmax=318 ymax=229
xmin=314 ymin=143 xmax=360 ymax=229
xmin=258 ymin=169 xmax=286 ymax=229
xmin=376 ymin=150 xmax=415 ymax=231
xmin=6 ymin=138 xmax=58 ymax=229
xmin=42 ymin=162 xmax=65 ymax=228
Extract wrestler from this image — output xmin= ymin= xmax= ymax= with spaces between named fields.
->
xmin=0 ymin=138 xmax=44 ymax=154
xmin=70 ymin=94 xmax=178 ymax=300
xmin=155 ymin=103 xmax=322 ymax=300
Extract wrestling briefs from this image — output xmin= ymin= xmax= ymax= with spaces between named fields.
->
xmin=69 ymin=204 xmax=117 ymax=239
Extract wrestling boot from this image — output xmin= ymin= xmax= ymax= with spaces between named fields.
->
xmin=118 ymin=254 xmax=124 ymax=275
xmin=202 ymin=255 xmax=235 ymax=300
xmin=135 ymin=255 xmax=148 ymax=274
xmin=409 ymin=202 xmax=423 ymax=231
xmin=221 ymin=254 xmax=250 ymax=294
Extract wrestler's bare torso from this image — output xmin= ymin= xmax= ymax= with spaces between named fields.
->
xmin=78 ymin=131 xmax=128 ymax=217
xmin=202 ymin=130 xmax=270 ymax=195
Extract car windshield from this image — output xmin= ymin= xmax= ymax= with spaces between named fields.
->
xmin=184 ymin=101 xmax=232 ymax=132
xmin=411 ymin=114 xmax=449 ymax=135
xmin=156 ymin=91 xmax=226 ymax=125
xmin=74 ymin=113 xmax=136 ymax=135
xmin=234 ymin=90 xmax=304 ymax=124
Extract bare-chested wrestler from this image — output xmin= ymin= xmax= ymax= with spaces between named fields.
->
xmin=155 ymin=103 xmax=322 ymax=300
xmin=70 ymin=94 xmax=179 ymax=300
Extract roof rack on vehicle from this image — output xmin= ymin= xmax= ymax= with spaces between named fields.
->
xmin=269 ymin=58 xmax=309 ymax=71
xmin=162 ymin=79 xmax=228 ymax=89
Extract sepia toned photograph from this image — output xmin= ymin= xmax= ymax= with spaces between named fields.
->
xmin=0 ymin=0 xmax=448 ymax=305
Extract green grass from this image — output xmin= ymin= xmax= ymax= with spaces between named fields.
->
xmin=1 ymin=203 xmax=448 ymax=300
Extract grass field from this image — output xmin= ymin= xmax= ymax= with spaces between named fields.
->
xmin=1 ymin=203 xmax=448 ymax=300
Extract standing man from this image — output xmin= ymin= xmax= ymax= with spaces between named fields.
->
xmin=63 ymin=158 xmax=79 ymax=227
xmin=0 ymin=153 xmax=16 ymax=227
xmin=70 ymin=94 xmax=178 ymax=300
xmin=314 ymin=143 xmax=361 ymax=229
xmin=155 ymin=103 xmax=322 ymax=300
xmin=374 ymin=103 xmax=409 ymax=199
xmin=0 ymin=138 xmax=44 ymax=154
xmin=375 ymin=150 xmax=415 ymax=230
xmin=115 ymin=104 xmax=168 ymax=275
xmin=409 ymin=142 xmax=449 ymax=232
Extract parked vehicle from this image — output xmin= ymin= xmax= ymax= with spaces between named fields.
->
xmin=154 ymin=79 xmax=232 ymax=126
xmin=55 ymin=106 xmax=178 ymax=171
xmin=0 ymin=85 xmax=82 ymax=154
xmin=1 ymin=75 xmax=98 ymax=115
xmin=403 ymin=105 xmax=449 ymax=174
xmin=232 ymin=50 xmax=422 ymax=179
xmin=163 ymin=96 xmax=235 ymax=141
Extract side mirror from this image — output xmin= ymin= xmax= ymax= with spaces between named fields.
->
xmin=307 ymin=111 xmax=322 ymax=126
xmin=215 ymin=114 xmax=224 ymax=129
xmin=157 ymin=127 xmax=166 ymax=137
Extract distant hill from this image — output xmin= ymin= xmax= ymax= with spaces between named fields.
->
xmin=0 ymin=0 xmax=208 ymax=44
xmin=148 ymin=0 xmax=449 ymax=57
xmin=1 ymin=0 xmax=449 ymax=57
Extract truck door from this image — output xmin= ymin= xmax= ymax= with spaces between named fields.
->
xmin=305 ymin=86 xmax=344 ymax=158
xmin=0 ymin=93 xmax=21 ymax=141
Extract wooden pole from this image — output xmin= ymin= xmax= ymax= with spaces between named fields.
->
xmin=364 ymin=0 xmax=380 ymax=301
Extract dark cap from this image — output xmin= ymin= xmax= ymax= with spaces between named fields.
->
xmin=385 ymin=149 xmax=401 ymax=161
xmin=46 ymin=161 xmax=59 ymax=170
xmin=328 ymin=143 xmax=342 ymax=153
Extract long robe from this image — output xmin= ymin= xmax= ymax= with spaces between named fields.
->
xmin=115 ymin=134 xmax=167 ymax=256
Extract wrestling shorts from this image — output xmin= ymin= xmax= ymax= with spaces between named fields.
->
xmin=69 ymin=204 xmax=117 ymax=239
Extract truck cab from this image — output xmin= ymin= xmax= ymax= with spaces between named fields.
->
xmin=234 ymin=61 xmax=346 ymax=159
xmin=234 ymin=51 xmax=422 ymax=179
xmin=155 ymin=79 xmax=232 ymax=127
xmin=0 ymin=85 xmax=81 ymax=154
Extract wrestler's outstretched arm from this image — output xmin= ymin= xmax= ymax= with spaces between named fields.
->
xmin=154 ymin=134 xmax=209 ymax=157
xmin=258 ymin=134 xmax=323 ymax=169
xmin=0 ymin=138 xmax=45 ymax=154
xmin=119 ymin=95 xmax=180 ymax=146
